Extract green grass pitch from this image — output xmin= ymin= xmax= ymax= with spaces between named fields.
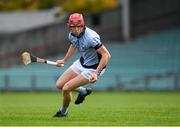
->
xmin=0 ymin=91 xmax=180 ymax=126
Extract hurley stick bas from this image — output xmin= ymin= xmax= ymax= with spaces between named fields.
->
xmin=21 ymin=52 xmax=64 ymax=66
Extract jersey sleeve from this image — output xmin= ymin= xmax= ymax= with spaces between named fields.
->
xmin=91 ymin=36 xmax=102 ymax=50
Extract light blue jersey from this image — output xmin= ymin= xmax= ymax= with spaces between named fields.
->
xmin=68 ymin=27 xmax=103 ymax=69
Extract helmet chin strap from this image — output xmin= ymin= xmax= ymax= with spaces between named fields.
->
xmin=71 ymin=27 xmax=86 ymax=38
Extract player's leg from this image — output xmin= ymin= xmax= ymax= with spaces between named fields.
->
xmin=55 ymin=68 xmax=78 ymax=90
xmin=56 ymin=65 xmax=88 ymax=94
xmin=57 ymin=74 xmax=89 ymax=116
xmin=74 ymin=69 xmax=106 ymax=104
xmin=54 ymin=68 xmax=78 ymax=117
xmin=63 ymin=74 xmax=89 ymax=92
xmin=56 ymin=67 xmax=89 ymax=97
xmin=54 ymin=65 xmax=88 ymax=117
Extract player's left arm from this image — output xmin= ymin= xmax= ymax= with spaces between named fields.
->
xmin=95 ymin=45 xmax=111 ymax=74
xmin=89 ymin=44 xmax=111 ymax=83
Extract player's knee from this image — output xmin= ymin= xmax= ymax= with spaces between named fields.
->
xmin=55 ymin=81 xmax=63 ymax=90
xmin=62 ymin=84 xmax=71 ymax=93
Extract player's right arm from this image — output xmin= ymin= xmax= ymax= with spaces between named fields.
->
xmin=56 ymin=44 xmax=76 ymax=67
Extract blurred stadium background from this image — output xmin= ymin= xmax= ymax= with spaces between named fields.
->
xmin=0 ymin=0 xmax=180 ymax=92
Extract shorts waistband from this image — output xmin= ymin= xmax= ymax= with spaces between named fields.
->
xmin=79 ymin=57 xmax=106 ymax=69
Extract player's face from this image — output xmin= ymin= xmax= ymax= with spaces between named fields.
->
xmin=69 ymin=25 xmax=84 ymax=36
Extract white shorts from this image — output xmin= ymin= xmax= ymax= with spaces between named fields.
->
xmin=70 ymin=59 xmax=105 ymax=80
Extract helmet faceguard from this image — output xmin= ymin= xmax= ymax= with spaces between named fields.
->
xmin=67 ymin=13 xmax=85 ymax=27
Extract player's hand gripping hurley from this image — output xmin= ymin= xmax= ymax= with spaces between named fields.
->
xmin=21 ymin=52 xmax=64 ymax=67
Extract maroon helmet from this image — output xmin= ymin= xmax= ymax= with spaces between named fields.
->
xmin=67 ymin=13 xmax=85 ymax=27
